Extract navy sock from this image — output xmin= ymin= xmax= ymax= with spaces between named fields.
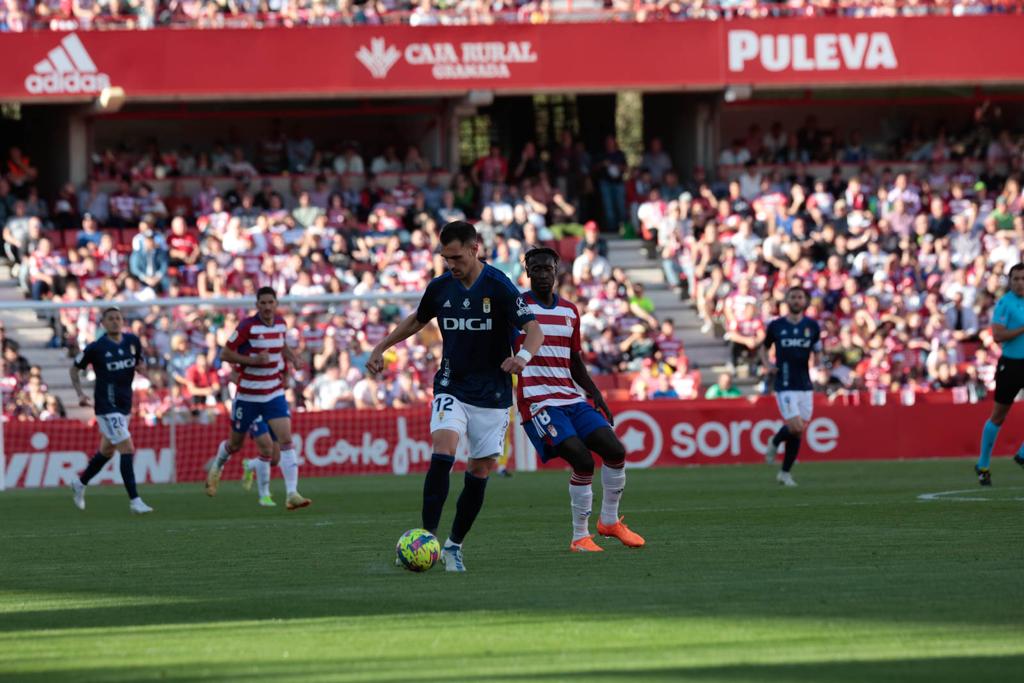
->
xmin=119 ymin=453 xmax=139 ymax=499
xmin=782 ymin=437 xmax=801 ymax=473
xmin=772 ymin=426 xmax=792 ymax=447
xmin=421 ymin=453 xmax=455 ymax=534
xmin=450 ymin=472 xmax=489 ymax=545
xmin=80 ymin=452 xmax=109 ymax=485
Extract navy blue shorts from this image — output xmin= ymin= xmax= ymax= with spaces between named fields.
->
xmin=232 ymin=395 xmax=290 ymax=436
xmin=248 ymin=415 xmax=277 ymax=442
xmin=525 ymin=402 xmax=610 ymax=463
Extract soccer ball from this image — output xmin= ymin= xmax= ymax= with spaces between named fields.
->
xmin=396 ymin=528 xmax=441 ymax=572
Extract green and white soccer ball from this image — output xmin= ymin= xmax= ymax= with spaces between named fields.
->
xmin=396 ymin=528 xmax=441 ymax=572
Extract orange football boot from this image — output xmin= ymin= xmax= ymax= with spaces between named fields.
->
xmin=569 ymin=535 xmax=604 ymax=552
xmin=596 ymin=517 xmax=645 ymax=547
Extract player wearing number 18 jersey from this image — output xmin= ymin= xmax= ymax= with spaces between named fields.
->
xmin=516 ymin=247 xmax=645 ymax=552
xmin=69 ymin=306 xmax=154 ymax=514
xmin=367 ymin=221 xmax=544 ymax=572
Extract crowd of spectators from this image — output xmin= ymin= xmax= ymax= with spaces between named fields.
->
xmin=1 ymin=0 xmax=1019 ymax=32
xmin=0 ymin=126 xmax=685 ymax=420
xmin=655 ymin=107 xmax=1024 ymax=400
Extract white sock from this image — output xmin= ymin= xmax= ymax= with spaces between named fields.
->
xmin=214 ymin=440 xmax=232 ymax=469
xmin=279 ymin=448 xmax=299 ymax=496
xmin=444 ymin=537 xmax=461 ymax=549
xmin=256 ymin=459 xmax=271 ymax=498
xmin=600 ymin=465 xmax=626 ymax=525
xmin=569 ymin=475 xmax=593 ymax=541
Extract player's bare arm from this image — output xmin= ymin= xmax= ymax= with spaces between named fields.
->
xmin=758 ymin=344 xmax=776 ymax=377
xmin=991 ymin=324 xmax=1024 ymax=344
xmin=220 ymin=346 xmax=270 ymax=367
xmin=569 ymin=350 xmax=614 ymax=425
xmin=69 ymin=363 xmax=91 ymax=407
xmin=367 ymin=312 xmax=427 ymax=376
xmin=501 ymin=319 xmax=544 ymax=374
xmin=282 ymin=344 xmax=304 ymax=369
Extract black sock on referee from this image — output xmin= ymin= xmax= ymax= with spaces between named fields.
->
xmin=119 ymin=453 xmax=139 ymax=499
xmin=450 ymin=472 xmax=488 ymax=545
xmin=79 ymin=452 xmax=109 ymax=485
xmin=422 ymin=453 xmax=455 ymax=534
xmin=782 ymin=437 xmax=801 ymax=473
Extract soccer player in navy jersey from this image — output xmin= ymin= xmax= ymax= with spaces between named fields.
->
xmin=758 ymin=286 xmax=822 ymax=487
xmin=367 ymin=221 xmax=544 ymax=572
xmin=975 ymin=262 xmax=1024 ymax=486
xmin=69 ymin=306 xmax=154 ymax=514
xmin=517 ymin=247 xmax=644 ymax=552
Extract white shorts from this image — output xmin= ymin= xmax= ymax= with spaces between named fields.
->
xmin=97 ymin=413 xmax=132 ymax=445
xmin=776 ymin=391 xmax=814 ymax=422
xmin=429 ymin=394 xmax=510 ymax=459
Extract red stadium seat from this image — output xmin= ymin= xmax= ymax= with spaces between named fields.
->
xmin=62 ymin=231 xmax=79 ymax=250
xmin=556 ymin=238 xmax=579 ymax=264
xmin=120 ymin=228 xmax=139 ymax=247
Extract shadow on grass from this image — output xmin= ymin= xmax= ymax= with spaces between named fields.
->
xmin=3 ymin=654 xmax=1023 ymax=683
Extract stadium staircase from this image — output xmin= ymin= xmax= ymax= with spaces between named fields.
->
xmin=606 ymin=238 xmax=734 ymax=387
xmin=0 ymin=265 xmax=92 ymax=421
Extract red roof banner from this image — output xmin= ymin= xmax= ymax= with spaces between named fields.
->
xmin=1 ymin=16 xmax=1022 ymax=103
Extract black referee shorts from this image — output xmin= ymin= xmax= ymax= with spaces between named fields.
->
xmin=994 ymin=357 xmax=1024 ymax=405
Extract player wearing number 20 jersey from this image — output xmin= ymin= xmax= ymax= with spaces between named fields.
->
xmin=69 ymin=306 xmax=153 ymax=514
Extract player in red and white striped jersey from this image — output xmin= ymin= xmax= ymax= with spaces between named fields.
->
xmin=205 ymin=287 xmax=312 ymax=510
xmin=515 ymin=247 xmax=645 ymax=552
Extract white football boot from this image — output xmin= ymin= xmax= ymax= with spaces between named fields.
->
xmin=129 ymin=498 xmax=154 ymax=514
xmin=776 ymin=471 xmax=798 ymax=487
xmin=71 ymin=479 xmax=86 ymax=510
xmin=440 ymin=544 xmax=466 ymax=572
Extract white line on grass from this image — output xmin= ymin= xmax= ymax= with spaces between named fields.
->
xmin=917 ymin=487 xmax=1024 ymax=502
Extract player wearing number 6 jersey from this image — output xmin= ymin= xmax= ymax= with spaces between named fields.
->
xmin=367 ymin=221 xmax=544 ymax=572
xmin=205 ymin=287 xmax=311 ymax=510
xmin=69 ymin=306 xmax=154 ymax=515
xmin=516 ymin=247 xmax=645 ymax=552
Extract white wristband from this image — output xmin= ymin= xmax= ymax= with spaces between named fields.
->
xmin=515 ymin=349 xmax=533 ymax=364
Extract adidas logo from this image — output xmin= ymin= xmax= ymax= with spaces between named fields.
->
xmin=443 ymin=300 xmax=452 ymax=308
xmin=25 ymin=34 xmax=110 ymax=95
xmin=105 ymin=351 xmax=113 ymax=357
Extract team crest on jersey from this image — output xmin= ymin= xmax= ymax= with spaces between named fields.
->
xmin=462 ymin=298 xmax=471 ymax=309
xmin=804 ymin=328 xmax=810 ymax=337
xmin=483 ymin=297 xmax=491 ymax=313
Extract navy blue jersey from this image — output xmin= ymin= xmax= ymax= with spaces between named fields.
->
xmin=764 ymin=316 xmax=821 ymax=391
xmin=75 ymin=333 xmax=144 ymax=415
xmin=417 ymin=264 xmax=536 ymax=409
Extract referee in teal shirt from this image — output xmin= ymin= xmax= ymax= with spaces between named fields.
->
xmin=976 ymin=263 xmax=1024 ymax=485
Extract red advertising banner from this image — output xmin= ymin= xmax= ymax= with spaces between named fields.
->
xmin=1 ymin=16 xmax=1022 ymax=103
xmin=3 ymin=396 xmax=1016 ymax=489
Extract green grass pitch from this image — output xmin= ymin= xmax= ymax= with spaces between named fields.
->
xmin=1 ymin=459 xmax=1022 ymax=682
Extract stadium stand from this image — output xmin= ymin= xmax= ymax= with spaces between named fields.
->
xmin=1 ymin=0 xmax=1021 ymax=32
xmin=4 ymin=97 xmax=1022 ymax=426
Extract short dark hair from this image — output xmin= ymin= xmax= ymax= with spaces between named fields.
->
xmin=256 ymin=286 xmax=277 ymax=301
xmin=524 ymin=247 xmax=559 ymax=267
xmin=1009 ymin=263 xmax=1024 ymax=278
xmin=786 ymin=285 xmax=809 ymax=298
xmin=439 ymin=221 xmax=478 ymax=246
xmin=101 ymin=306 xmax=121 ymax=318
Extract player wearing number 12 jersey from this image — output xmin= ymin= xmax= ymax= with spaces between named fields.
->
xmin=367 ymin=221 xmax=544 ymax=572
xmin=516 ymin=247 xmax=645 ymax=552
xmin=69 ymin=306 xmax=154 ymax=514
